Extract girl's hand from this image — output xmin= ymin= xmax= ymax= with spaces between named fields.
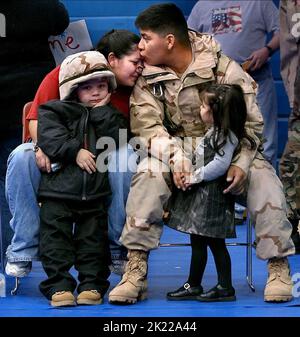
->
xmin=76 ymin=149 xmax=97 ymax=174
xmin=93 ymin=93 xmax=111 ymax=108
xmin=173 ymin=159 xmax=192 ymax=191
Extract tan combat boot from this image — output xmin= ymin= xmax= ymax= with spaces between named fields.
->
xmin=109 ymin=250 xmax=148 ymax=304
xmin=77 ymin=290 xmax=102 ymax=305
xmin=51 ymin=291 xmax=76 ymax=307
xmin=264 ymin=257 xmax=293 ymax=302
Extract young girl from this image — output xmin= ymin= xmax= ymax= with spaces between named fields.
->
xmin=166 ymin=84 xmax=255 ymax=302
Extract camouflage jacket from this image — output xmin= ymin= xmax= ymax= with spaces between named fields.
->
xmin=130 ymin=31 xmax=263 ymax=174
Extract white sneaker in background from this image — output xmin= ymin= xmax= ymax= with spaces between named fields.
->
xmin=234 ymin=202 xmax=246 ymax=225
xmin=5 ymin=261 xmax=32 ymax=278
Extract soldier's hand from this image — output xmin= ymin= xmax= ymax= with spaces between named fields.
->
xmin=223 ymin=165 xmax=247 ymax=195
xmin=35 ymin=147 xmax=51 ymax=173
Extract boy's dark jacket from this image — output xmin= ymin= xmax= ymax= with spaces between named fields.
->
xmin=37 ymin=100 xmax=128 ymax=201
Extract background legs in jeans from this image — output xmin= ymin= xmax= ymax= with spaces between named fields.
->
xmin=4 ymin=142 xmax=137 ymax=276
xmin=107 ymin=144 xmax=137 ymax=274
xmin=5 ymin=143 xmax=40 ymax=270
xmin=0 ymin=131 xmax=22 ymax=274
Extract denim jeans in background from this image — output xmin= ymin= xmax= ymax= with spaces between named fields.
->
xmin=5 ymin=142 xmax=137 ymax=265
xmin=250 ymin=62 xmax=278 ymax=169
xmin=0 ymin=131 xmax=22 ymax=273
xmin=5 ymin=143 xmax=41 ymax=264
xmin=107 ymin=144 xmax=137 ymax=261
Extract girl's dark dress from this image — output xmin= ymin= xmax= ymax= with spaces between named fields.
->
xmin=166 ymin=135 xmax=236 ymax=239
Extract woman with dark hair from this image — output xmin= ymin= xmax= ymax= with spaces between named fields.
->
xmin=5 ymin=29 xmax=143 ymax=278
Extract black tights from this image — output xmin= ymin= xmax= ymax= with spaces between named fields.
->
xmin=187 ymin=234 xmax=232 ymax=288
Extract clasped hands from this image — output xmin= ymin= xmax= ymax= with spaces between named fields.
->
xmin=173 ymin=160 xmax=247 ymax=195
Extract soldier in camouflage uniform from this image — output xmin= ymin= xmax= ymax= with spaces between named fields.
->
xmin=109 ymin=3 xmax=295 ymax=305
xmin=279 ymin=0 xmax=300 ymax=252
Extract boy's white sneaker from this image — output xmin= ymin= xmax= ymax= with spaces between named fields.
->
xmin=5 ymin=261 xmax=32 ymax=277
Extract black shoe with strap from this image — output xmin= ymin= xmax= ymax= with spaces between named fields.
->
xmin=197 ymin=284 xmax=236 ymax=302
xmin=166 ymin=282 xmax=203 ymax=301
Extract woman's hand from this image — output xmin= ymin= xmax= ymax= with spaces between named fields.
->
xmin=76 ymin=149 xmax=97 ymax=174
xmin=35 ymin=147 xmax=51 ymax=173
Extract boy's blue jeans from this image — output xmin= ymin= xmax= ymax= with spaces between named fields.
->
xmin=5 ymin=142 xmax=137 ymax=264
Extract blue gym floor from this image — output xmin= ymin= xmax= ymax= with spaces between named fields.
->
xmin=0 ymin=224 xmax=299 ymax=318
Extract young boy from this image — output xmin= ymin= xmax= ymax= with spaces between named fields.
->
xmin=37 ymin=51 xmax=127 ymax=307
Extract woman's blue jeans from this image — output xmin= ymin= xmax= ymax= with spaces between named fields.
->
xmin=0 ymin=132 xmax=22 ymax=271
xmin=5 ymin=142 xmax=137 ymax=264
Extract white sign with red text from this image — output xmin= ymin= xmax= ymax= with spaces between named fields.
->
xmin=48 ymin=19 xmax=93 ymax=65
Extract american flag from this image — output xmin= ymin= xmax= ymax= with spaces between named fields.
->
xmin=211 ymin=6 xmax=242 ymax=35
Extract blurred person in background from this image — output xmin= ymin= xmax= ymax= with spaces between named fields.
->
xmin=279 ymin=0 xmax=300 ymax=253
xmin=0 ymin=0 xmax=69 ymax=274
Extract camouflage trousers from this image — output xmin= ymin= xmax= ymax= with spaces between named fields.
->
xmin=120 ymin=154 xmax=295 ymax=260
xmin=279 ymin=73 xmax=300 ymax=221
